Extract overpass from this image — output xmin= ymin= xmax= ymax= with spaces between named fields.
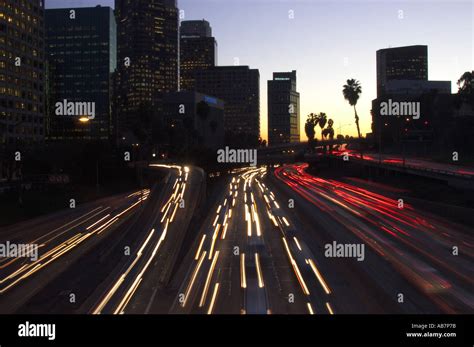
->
xmin=257 ymin=138 xmax=365 ymax=155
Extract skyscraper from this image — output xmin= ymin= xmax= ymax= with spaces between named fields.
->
xmin=0 ymin=0 xmax=45 ymax=146
xmin=376 ymin=45 xmax=428 ymax=96
xmin=114 ymin=0 xmax=179 ymax=140
xmin=268 ymin=70 xmax=300 ymax=145
xmin=179 ymin=20 xmax=217 ymax=91
xmin=180 ymin=20 xmax=212 ymax=38
xmin=45 ymin=6 xmax=117 ymax=141
xmin=194 ymin=66 xmax=260 ymax=145
xmin=373 ymin=45 xmax=451 ymax=153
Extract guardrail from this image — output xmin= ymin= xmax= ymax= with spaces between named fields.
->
xmin=328 ymin=155 xmax=474 ymax=180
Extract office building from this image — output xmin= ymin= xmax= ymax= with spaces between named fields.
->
xmin=45 ymin=6 xmax=116 ymax=141
xmin=384 ymin=80 xmax=451 ymax=96
xmin=373 ymin=45 xmax=454 ymax=155
xmin=376 ymin=45 xmax=428 ymax=96
xmin=180 ymin=20 xmax=217 ymax=91
xmin=194 ymin=66 xmax=260 ymax=144
xmin=268 ymin=70 xmax=300 ymax=145
xmin=114 ymin=0 xmax=179 ymax=139
xmin=163 ymin=91 xmax=224 ymax=149
xmin=0 ymin=0 xmax=46 ymax=146
xmin=180 ymin=20 xmax=212 ymax=38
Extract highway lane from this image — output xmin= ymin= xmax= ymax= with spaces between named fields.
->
xmin=273 ymin=163 xmax=474 ymax=313
xmin=0 ymin=189 xmax=149 ymax=313
xmin=171 ymin=167 xmax=336 ymax=314
xmin=91 ymin=165 xmax=205 ymax=314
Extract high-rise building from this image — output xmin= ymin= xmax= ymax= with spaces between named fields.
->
xmin=45 ymin=6 xmax=116 ymax=141
xmin=0 ymin=0 xmax=46 ymax=146
xmin=194 ymin=66 xmax=260 ymax=145
xmin=163 ymin=91 xmax=224 ymax=149
xmin=268 ymin=70 xmax=300 ymax=145
xmin=372 ymin=45 xmax=452 ymax=154
xmin=180 ymin=20 xmax=212 ymax=38
xmin=180 ymin=20 xmax=217 ymax=91
xmin=114 ymin=0 xmax=179 ymax=140
xmin=376 ymin=45 xmax=428 ymax=96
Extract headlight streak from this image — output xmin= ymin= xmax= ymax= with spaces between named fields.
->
xmin=0 ymin=192 xmax=147 ymax=294
xmin=275 ymin=163 xmax=474 ymax=313
xmin=240 ymin=253 xmax=247 ymax=289
xmin=199 ymin=250 xmax=220 ymax=307
xmin=94 ymin=166 xmax=190 ymax=314
xmin=255 ymin=253 xmax=265 ymax=288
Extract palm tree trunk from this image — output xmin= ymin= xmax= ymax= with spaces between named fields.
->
xmin=354 ymin=105 xmax=361 ymax=139
xmin=354 ymin=105 xmax=363 ymax=159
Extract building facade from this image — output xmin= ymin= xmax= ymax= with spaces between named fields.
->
xmin=45 ymin=6 xmax=116 ymax=141
xmin=180 ymin=20 xmax=217 ymax=91
xmin=268 ymin=70 xmax=300 ymax=145
xmin=194 ymin=66 xmax=260 ymax=145
xmin=114 ymin=0 xmax=179 ymax=141
xmin=372 ymin=45 xmax=454 ymax=155
xmin=163 ymin=91 xmax=224 ymax=150
xmin=376 ymin=45 xmax=428 ymax=97
xmin=180 ymin=20 xmax=212 ymax=38
xmin=0 ymin=0 xmax=45 ymax=146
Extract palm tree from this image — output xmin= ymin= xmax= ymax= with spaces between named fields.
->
xmin=457 ymin=71 xmax=474 ymax=108
xmin=457 ymin=71 xmax=473 ymax=95
xmin=321 ymin=119 xmax=335 ymax=153
xmin=322 ymin=119 xmax=335 ymax=140
xmin=327 ymin=119 xmax=335 ymax=140
xmin=305 ymin=117 xmax=316 ymax=151
xmin=316 ymin=112 xmax=327 ymax=139
xmin=342 ymin=79 xmax=362 ymax=140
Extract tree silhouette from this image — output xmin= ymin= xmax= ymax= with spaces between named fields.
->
xmin=305 ymin=116 xmax=316 ymax=151
xmin=342 ymin=79 xmax=362 ymax=140
xmin=343 ymin=79 xmax=363 ymax=158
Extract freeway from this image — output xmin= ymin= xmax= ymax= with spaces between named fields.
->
xmin=171 ymin=167 xmax=337 ymax=314
xmin=1 ymin=162 xmax=471 ymax=314
xmin=273 ymin=163 xmax=474 ymax=313
xmin=91 ymin=164 xmax=205 ymax=314
xmin=0 ymin=164 xmax=204 ymax=314
xmin=0 ymin=189 xmax=149 ymax=313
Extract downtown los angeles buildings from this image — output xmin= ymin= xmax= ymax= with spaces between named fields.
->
xmin=45 ymin=6 xmax=117 ymax=141
xmin=0 ymin=0 xmax=46 ymax=146
xmin=267 ymin=70 xmax=300 ymax=146
xmin=194 ymin=66 xmax=260 ymax=146
xmin=113 ymin=0 xmax=179 ymax=143
xmin=371 ymin=45 xmax=474 ymax=156
xmin=1 ymin=0 xmax=261 ymax=152
xmin=180 ymin=20 xmax=260 ymax=146
xmin=179 ymin=20 xmax=217 ymax=91
xmin=376 ymin=45 xmax=428 ymax=97
xmin=0 ymin=0 xmax=46 ymax=181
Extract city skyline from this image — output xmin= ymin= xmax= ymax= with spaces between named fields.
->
xmin=1 ymin=0 xmax=474 ymax=330
xmin=46 ymin=0 xmax=474 ymax=140
xmin=45 ymin=0 xmax=473 ymax=141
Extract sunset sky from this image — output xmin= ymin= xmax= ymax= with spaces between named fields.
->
xmin=46 ymin=0 xmax=473 ymax=141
